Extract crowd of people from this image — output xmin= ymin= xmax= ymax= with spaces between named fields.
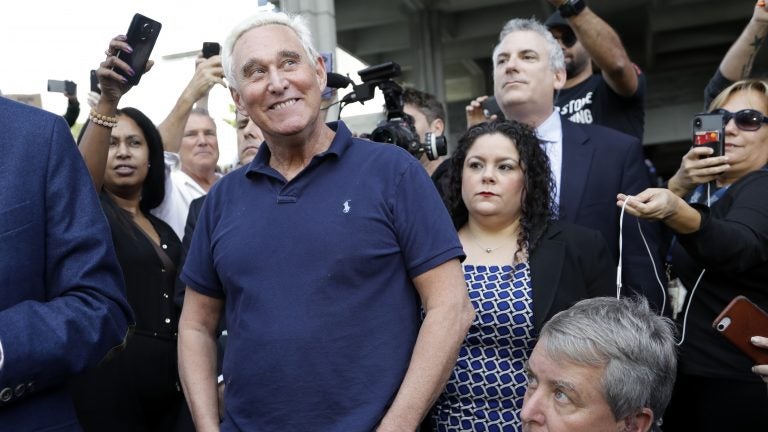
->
xmin=2 ymin=2 xmax=768 ymax=432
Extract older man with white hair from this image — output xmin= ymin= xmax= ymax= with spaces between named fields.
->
xmin=177 ymin=10 xmax=473 ymax=432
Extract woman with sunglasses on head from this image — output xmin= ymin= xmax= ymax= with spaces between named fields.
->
xmin=69 ymin=35 xmax=185 ymax=431
xmin=618 ymin=79 xmax=768 ymax=432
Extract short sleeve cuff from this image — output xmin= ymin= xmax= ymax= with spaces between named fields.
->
xmin=408 ymin=246 xmax=465 ymax=280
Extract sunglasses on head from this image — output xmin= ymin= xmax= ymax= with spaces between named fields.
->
xmin=552 ymin=28 xmax=577 ymax=48
xmin=712 ymin=108 xmax=768 ymax=131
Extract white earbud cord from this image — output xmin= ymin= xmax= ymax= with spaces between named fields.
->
xmin=618 ymin=183 xmax=712 ymax=346
xmin=618 ymin=196 xmax=666 ymax=315
xmin=677 ymin=182 xmax=711 ymax=346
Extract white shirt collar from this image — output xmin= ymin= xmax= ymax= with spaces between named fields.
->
xmin=536 ymin=109 xmax=561 ymax=144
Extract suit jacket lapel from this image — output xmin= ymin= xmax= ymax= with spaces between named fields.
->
xmin=530 ymin=224 xmax=565 ymax=332
xmin=559 ymin=119 xmax=594 ymax=223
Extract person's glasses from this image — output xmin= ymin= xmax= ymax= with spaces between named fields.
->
xmin=713 ymin=108 xmax=768 ymax=131
xmin=552 ymin=29 xmax=577 ymax=48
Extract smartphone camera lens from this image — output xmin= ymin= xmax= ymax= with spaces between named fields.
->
xmin=694 ymin=118 xmax=702 ymax=128
xmin=716 ymin=317 xmax=731 ymax=331
xmin=140 ymin=23 xmax=153 ymax=40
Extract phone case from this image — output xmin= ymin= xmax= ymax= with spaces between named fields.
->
xmin=692 ymin=112 xmax=724 ymax=156
xmin=202 ymin=42 xmax=220 ymax=59
xmin=712 ymin=296 xmax=768 ymax=364
xmin=116 ymin=13 xmax=162 ymax=86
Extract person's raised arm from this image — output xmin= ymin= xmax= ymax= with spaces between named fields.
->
xmin=720 ymin=4 xmax=768 ymax=81
xmin=178 ymin=288 xmax=224 ymax=432
xmin=157 ymin=55 xmax=224 ymax=153
xmin=62 ymin=90 xmax=80 ymax=127
xmin=376 ymin=259 xmax=474 ymax=431
xmin=78 ymin=35 xmax=137 ymax=191
xmin=553 ymin=2 xmax=638 ymax=97
xmin=705 ymin=4 xmax=768 ymax=107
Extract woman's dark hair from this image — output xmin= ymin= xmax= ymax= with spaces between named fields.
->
xmin=77 ymin=107 xmax=166 ymax=239
xmin=444 ymin=120 xmax=555 ymax=257
xmin=117 ymin=107 xmax=166 ymax=212
xmin=76 ymin=107 xmax=165 ymax=211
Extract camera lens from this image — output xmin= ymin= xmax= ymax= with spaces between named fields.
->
xmin=694 ymin=118 xmax=702 ymax=128
xmin=139 ymin=23 xmax=153 ymax=41
xmin=370 ymin=120 xmax=420 ymax=155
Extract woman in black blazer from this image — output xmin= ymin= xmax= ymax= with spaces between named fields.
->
xmin=432 ymin=120 xmax=615 ymax=432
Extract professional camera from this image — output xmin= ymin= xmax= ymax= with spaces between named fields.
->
xmin=339 ymin=62 xmax=447 ymax=160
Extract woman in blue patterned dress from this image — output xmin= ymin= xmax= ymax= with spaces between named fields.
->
xmin=433 ymin=120 xmax=615 ymax=431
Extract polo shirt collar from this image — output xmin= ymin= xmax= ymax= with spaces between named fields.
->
xmin=245 ymin=121 xmax=353 ymax=179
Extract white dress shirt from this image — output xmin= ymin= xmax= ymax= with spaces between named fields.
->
xmin=151 ymin=152 xmax=220 ymax=241
xmin=535 ymin=110 xmax=563 ymax=209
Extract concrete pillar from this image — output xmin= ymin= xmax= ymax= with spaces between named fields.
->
xmin=407 ymin=8 xmax=450 ymax=147
xmin=280 ymin=0 xmax=337 ymax=54
xmin=408 ymin=9 xmax=444 ymax=102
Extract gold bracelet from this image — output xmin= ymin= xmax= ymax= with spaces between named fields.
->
xmin=89 ymin=109 xmax=118 ymax=128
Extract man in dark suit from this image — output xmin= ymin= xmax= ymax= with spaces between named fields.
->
xmin=0 ymin=97 xmax=133 ymax=431
xmin=479 ymin=18 xmax=664 ymax=310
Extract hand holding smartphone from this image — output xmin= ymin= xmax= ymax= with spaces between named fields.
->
xmin=481 ymin=96 xmax=504 ymax=120
xmin=692 ymin=112 xmax=725 ymax=157
xmin=202 ymin=42 xmax=221 ymax=59
xmin=713 ymin=295 xmax=768 ymax=364
xmin=115 ymin=13 xmax=162 ymax=86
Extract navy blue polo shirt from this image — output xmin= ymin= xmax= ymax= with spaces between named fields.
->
xmin=181 ymin=121 xmax=464 ymax=431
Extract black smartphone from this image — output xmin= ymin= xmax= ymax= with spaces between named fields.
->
xmin=115 ymin=13 xmax=162 ymax=86
xmin=90 ymin=70 xmax=101 ymax=94
xmin=692 ymin=112 xmax=725 ymax=157
xmin=47 ymin=79 xmax=76 ymax=94
xmin=481 ymin=96 xmax=504 ymax=119
xmin=713 ymin=296 xmax=768 ymax=364
xmin=202 ymin=42 xmax=220 ymax=59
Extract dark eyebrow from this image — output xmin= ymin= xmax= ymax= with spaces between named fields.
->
xmin=278 ymin=50 xmax=302 ymax=61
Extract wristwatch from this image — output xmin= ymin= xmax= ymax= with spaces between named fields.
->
xmin=558 ymin=0 xmax=586 ymax=18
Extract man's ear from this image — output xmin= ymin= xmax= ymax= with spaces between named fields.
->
xmin=553 ymin=68 xmax=567 ymax=91
xmin=430 ymin=118 xmax=445 ymax=136
xmin=315 ymin=55 xmax=327 ymax=89
xmin=621 ymin=408 xmax=654 ymax=432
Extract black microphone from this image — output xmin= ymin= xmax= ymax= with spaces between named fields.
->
xmin=326 ymin=72 xmax=352 ymax=89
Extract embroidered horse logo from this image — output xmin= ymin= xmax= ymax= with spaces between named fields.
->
xmin=343 ymin=200 xmax=351 ymax=214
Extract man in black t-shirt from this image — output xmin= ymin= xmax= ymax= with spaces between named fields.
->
xmin=544 ymin=2 xmax=645 ymax=140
